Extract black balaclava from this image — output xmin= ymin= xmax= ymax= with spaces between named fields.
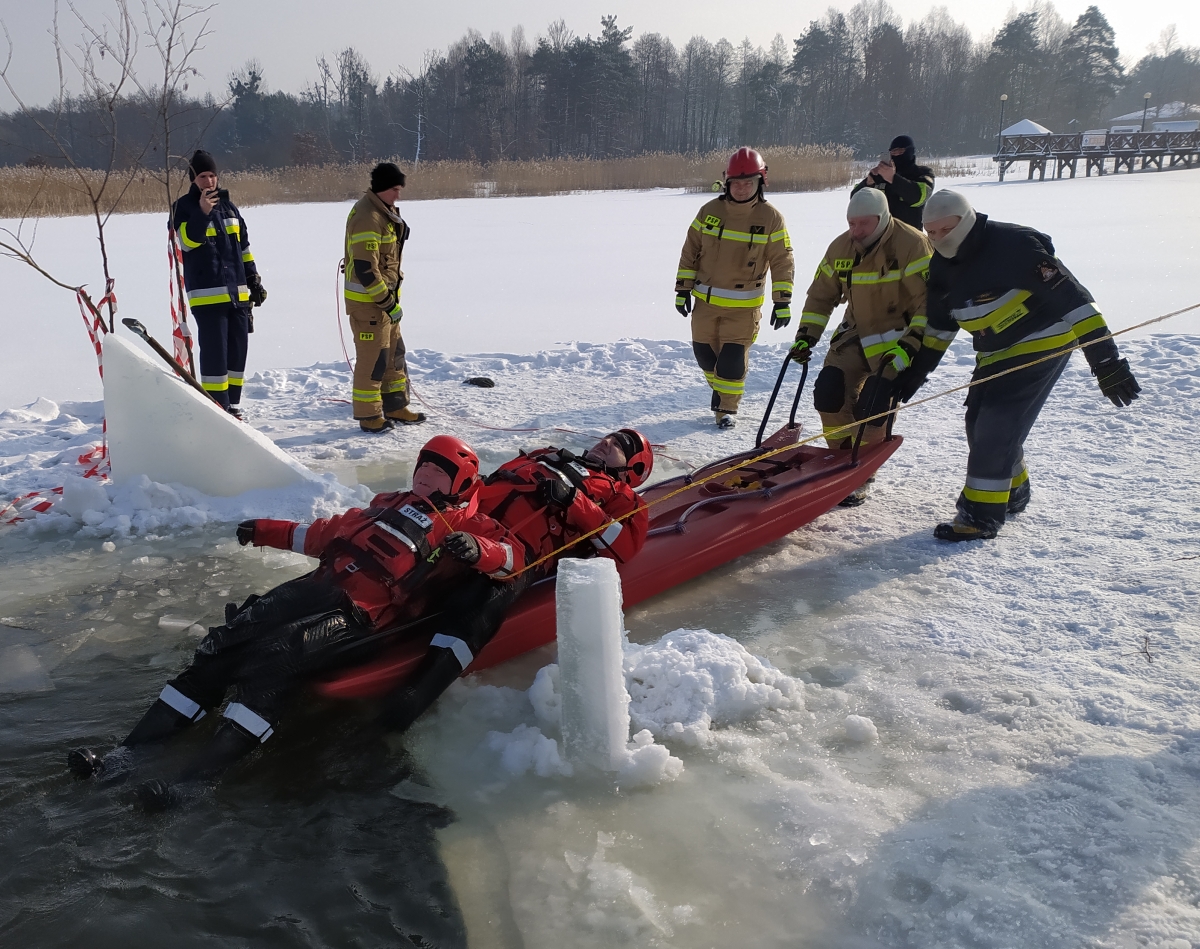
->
xmin=889 ymin=135 xmax=916 ymax=174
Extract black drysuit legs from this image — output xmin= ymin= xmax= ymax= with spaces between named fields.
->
xmin=956 ymin=353 xmax=1069 ymax=530
xmin=120 ymin=574 xmax=370 ymax=783
xmin=378 ymin=571 xmax=531 ymax=733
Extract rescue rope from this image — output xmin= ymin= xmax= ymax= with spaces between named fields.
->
xmin=505 ymin=302 xmax=1200 ymax=580
xmin=335 ymin=258 xmax=354 ymax=372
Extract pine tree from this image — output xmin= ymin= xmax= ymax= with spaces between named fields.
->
xmin=1059 ymin=6 xmax=1123 ymax=125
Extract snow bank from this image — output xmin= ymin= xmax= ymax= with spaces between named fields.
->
xmin=483 ymin=627 xmax=803 ymax=787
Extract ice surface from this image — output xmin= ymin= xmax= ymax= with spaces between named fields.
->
xmin=556 ymin=558 xmax=632 ymax=772
xmin=103 ymin=332 xmax=316 ymax=496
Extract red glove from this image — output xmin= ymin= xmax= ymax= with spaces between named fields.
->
xmin=239 ymin=518 xmax=295 ymax=550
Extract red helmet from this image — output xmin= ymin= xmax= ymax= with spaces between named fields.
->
xmin=416 ymin=435 xmax=480 ymax=496
xmin=611 ymin=428 xmax=654 ymax=488
xmin=725 ymin=147 xmax=767 ymax=185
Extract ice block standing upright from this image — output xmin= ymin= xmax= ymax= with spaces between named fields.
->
xmin=556 ymin=558 xmax=631 ymax=771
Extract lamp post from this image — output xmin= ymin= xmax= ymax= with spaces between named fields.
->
xmin=996 ymin=94 xmax=1008 ymax=153
xmin=1141 ymin=92 xmax=1152 ymax=133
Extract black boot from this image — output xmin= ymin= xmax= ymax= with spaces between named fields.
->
xmin=839 ymin=476 xmax=875 ymax=508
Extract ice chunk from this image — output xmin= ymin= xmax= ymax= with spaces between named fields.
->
xmin=61 ymin=476 xmax=110 ymax=520
xmin=102 ymin=332 xmax=317 ymax=496
xmin=0 ymin=645 xmax=54 ymax=693
xmin=843 ymin=714 xmax=878 ymax=743
xmin=157 ymin=615 xmax=199 ymax=632
xmin=485 ymin=724 xmax=573 ymax=778
xmin=556 ymin=559 xmax=631 ymax=772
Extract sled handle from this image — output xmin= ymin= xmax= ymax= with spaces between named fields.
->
xmin=756 ymin=355 xmax=809 ymax=449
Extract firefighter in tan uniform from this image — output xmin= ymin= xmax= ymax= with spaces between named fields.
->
xmin=675 ymin=148 xmax=795 ymax=429
xmin=343 ymin=162 xmax=425 ymax=432
xmin=790 ymin=187 xmax=931 ymax=503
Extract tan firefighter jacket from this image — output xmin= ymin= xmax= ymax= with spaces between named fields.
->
xmin=344 ymin=191 xmax=408 ymax=318
xmin=675 ymin=196 xmax=794 ymax=310
xmin=796 ymin=219 xmax=932 ymax=368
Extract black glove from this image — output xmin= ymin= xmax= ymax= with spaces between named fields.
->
xmin=537 ymin=478 xmax=576 ymax=510
xmin=1094 ymin=357 xmax=1140 ymax=407
xmin=855 ymin=375 xmax=896 ymax=426
xmin=247 ymin=273 xmax=267 ymax=307
xmin=893 ymin=368 xmax=928 ymax=403
xmin=770 ymin=302 xmax=791 ymax=330
xmin=675 ymin=292 xmax=692 ymax=318
xmin=789 ymin=332 xmax=817 ymax=363
xmin=443 ymin=531 xmax=481 ymax=564
xmin=236 ymin=520 xmax=256 ymax=546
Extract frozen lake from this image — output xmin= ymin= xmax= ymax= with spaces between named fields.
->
xmin=2 ymin=166 xmax=1200 ymax=947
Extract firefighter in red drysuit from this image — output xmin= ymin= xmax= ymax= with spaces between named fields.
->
xmin=476 ymin=428 xmax=653 ymax=576
xmin=67 ymin=436 xmax=524 ymax=807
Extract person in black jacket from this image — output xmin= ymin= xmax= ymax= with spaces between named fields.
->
xmin=893 ymin=190 xmax=1140 ymax=541
xmin=171 ymin=150 xmax=267 ymax=417
xmin=851 ymin=135 xmax=935 ymax=230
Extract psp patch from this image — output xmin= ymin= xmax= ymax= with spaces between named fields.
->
xmin=359 ymin=332 xmax=375 ymax=341
xmin=703 ymin=214 xmax=722 ymax=228
xmin=365 ymin=240 xmax=379 ymax=252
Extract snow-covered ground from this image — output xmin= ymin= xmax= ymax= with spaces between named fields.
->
xmin=2 ymin=164 xmax=1200 ymax=947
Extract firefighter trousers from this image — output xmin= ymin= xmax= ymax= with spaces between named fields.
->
xmin=957 ymin=352 xmax=1069 ymax=530
xmin=348 ymin=305 xmax=410 ymax=420
xmin=193 ymin=304 xmax=250 ymax=409
xmin=690 ymin=301 xmax=761 ymax=414
xmin=813 ymin=332 xmax=890 ymax=449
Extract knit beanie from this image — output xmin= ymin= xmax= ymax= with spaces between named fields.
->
xmin=370 ymin=162 xmax=407 ymax=193
xmin=847 ymin=186 xmax=891 ymax=248
xmin=187 ymin=149 xmax=217 ymax=181
xmin=923 ymin=190 xmax=977 ymax=259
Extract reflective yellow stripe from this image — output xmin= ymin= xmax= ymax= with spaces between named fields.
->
xmin=241 ymin=250 xmax=255 ymax=263
xmin=800 ymin=311 xmax=830 ymax=328
xmin=352 ymin=389 xmax=382 ymax=401
xmin=382 ymin=380 xmax=407 ymax=394
xmin=770 ymin=229 xmax=790 ymax=246
xmin=188 ymin=288 xmax=233 ymax=306
xmin=178 ymin=222 xmax=203 ymax=250
xmin=818 ymin=261 xmax=835 ymax=278
xmin=710 ymin=377 xmax=744 ymax=394
xmin=228 ymin=372 xmax=244 ymax=386
xmin=205 ymin=224 xmax=217 ymax=237
xmin=1010 ymin=467 xmax=1030 ymax=488
xmin=913 ymin=181 xmax=930 ymax=208
xmin=201 ymin=379 xmax=229 ymax=392
xmin=962 ymin=485 xmax=1010 ymax=504
xmin=851 ymin=270 xmax=903 ymax=285
xmin=694 ymin=282 xmax=765 ymax=308
xmin=1071 ymin=314 xmax=1107 ymax=338
xmin=954 ymin=290 xmax=1032 ymax=333
xmin=908 ymin=314 xmax=929 ymax=330
xmin=922 ymin=328 xmax=956 ymax=352
xmin=904 ymin=255 xmax=932 ymax=277
xmin=976 ymin=328 xmax=1075 ymax=368
xmin=350 ymin=231 xmax=394 ymax=245
xmin=772 ymin=281 xmax=794 ymax=293
xmin=677 ymin=269 xmax=697 ymax=280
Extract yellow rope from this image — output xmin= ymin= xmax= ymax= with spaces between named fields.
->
xmin=508 ymin=303 xmax=1200 ymax=579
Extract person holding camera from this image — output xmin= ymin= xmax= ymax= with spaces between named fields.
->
xmin=851 ymin=135 xmax=935 ymax=230
xmin=172 ymin=149 xmax=266 ymax=417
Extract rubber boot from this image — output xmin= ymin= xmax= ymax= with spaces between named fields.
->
xmin=360 ymin=416 xmax=396 ymax=433
xmin=386 ymin=406 xmax=426 ymax=425
xmin=1007 ymin=481 xmax=1031 ymax=515
xmin=839 ymin=476 xmax=875 ymax=508
xmin=933 ymin=518 xmax=999 ymax=542
xmin=68 ymin=697 xmax=196 ymax=780
xmin=378 ymin=648 xmax=466 ymax=733
xmin=716 ymin=412 xmax=737 ymax=430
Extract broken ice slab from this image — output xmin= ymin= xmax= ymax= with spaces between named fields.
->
xmin=0 ymin=645 xmax=54 ymax=693
xmin=157 ymin=615 xmax=200 ymax=632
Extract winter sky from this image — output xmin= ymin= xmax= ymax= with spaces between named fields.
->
xmin=1 ymin=0 xmax=1196 ymax=110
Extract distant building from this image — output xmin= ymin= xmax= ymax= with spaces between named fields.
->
xmin=1109 ymin=101 xmax=1200 ymax=132
xmin=1002 ymin=119 xmax=1052 ymax=136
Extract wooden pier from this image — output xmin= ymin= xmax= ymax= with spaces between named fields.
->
xmin=994 ymin=131 xmax=1200 ymax=181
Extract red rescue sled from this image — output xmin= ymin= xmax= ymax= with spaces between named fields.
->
xmin=315 ymin=362 xmax=902 ymax=699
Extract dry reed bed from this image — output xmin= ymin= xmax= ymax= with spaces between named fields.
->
xmin=0 ymin=146 xmax=855 ymax=218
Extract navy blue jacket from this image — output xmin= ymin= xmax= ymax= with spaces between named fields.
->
xmin=911 ymin=214 xmax=1118 ymax=378
xmin=172 ymin=184 xmax=258 ymax=311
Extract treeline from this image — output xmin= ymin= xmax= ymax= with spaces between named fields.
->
xmin=3 ymin=3 xmax=1198 ymax=172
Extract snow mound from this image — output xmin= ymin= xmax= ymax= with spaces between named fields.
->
xmin=843 ymin=714 xmax=879 ymax=743
xmin=23 ymin=471 xmax=371 ymax=540
xmin=484 ymin=628 xmax=801 ymax=786
xmin=625 ymin=628 xmax=804 ymax=747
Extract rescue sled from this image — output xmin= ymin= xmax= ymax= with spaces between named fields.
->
xmin=315 ymin=361 xmax=902 ymax=700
